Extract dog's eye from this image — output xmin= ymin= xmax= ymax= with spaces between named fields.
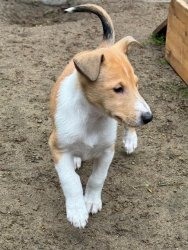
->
xmin=113 ymin=85 xmax=124 ymax=94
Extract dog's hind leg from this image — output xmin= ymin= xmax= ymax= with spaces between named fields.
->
xmin=84 ymin=146 xmax=114 ymax=214
xmin=123 ymin=127 xmax=138 ymax=154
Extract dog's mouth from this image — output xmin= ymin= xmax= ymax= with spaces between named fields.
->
xmin=108 ymin=112 xmax=123 ymax=123
xmin=112 ymin=114 xmax=140 ymax=128
xmin=114 ymin=115 xmax=123 ymax=123
xmin=107 ymin=111 xmax=142 ymax=127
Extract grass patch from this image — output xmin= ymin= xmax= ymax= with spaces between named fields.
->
xmin=144 ymin=33 xmax=166 ymax=46
xmin=150 ymin=34 xmax=166 ymax=45
xmin=166 ymin=83 xmax=188 ymax=100
xmin=158 ymin=58 xmax=168 ymax=65
xmin=181 ymin=87 xmax=188 ymax=99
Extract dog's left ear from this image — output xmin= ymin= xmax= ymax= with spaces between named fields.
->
xmin=114 ymin=36 xmax=143 ymax=54
xmin=73 ymin=53 xmax=104 ymax=82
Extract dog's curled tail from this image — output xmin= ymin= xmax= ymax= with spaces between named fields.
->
xmin=65 ymin=4 xmax=115 ymax=45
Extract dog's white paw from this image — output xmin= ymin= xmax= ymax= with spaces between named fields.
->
xmin=123 ymin=130 xmax=138 ymax=154
xmin=84 ymin=194 xmax=102 ymax=214
xmin=74 ymin=157 xmax=82 ymax=170
xmin=66 ymin=199 xmax=88 ymax=228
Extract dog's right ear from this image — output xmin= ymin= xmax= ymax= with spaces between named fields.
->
xmin=73 ymin=53 xmax=104 ymax=82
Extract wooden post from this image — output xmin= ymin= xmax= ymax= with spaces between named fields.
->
xmin=165 ymin=0 xmax=188 ymax=84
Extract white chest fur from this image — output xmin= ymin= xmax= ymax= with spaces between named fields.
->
xmin=55 ymin=72 xmax=117 ymax=160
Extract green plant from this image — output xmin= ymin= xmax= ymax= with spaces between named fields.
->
xmin=181 ymin=87 xmax=188 ymax=99
xmin=143 ymin=34 xmax=166 ymax=46
xmin=158 ymin=58 xmax=168 ymax=65
xmin=149 ymin=33 xmax=166 ymax=46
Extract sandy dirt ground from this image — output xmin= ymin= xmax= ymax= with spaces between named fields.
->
xmin=0 ymin=0 xmax=188 ymax=249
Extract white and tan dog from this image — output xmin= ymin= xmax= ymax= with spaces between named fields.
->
xmin=49 ymin=4 xmax=153 ymax=228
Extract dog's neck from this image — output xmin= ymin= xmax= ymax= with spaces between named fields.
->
xmin=56 ymin=71 xmax=117 ymax=148
xmin=57 ymin=71 xmax=106 ymax=123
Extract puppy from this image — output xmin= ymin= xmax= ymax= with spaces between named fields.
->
xmin=49 ymin=4 xmax=153 ymax=228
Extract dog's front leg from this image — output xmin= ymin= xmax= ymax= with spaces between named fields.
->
xmin=85 ymin=147 xmax=114 ymax=214
xmin=55 ymin=153 xmax=88 ymax=228
xmin=123 ymin=127 xmax=138 ymax=154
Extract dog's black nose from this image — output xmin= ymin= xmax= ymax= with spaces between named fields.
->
xmin=141 ymin=112 xmax=153 ymax=124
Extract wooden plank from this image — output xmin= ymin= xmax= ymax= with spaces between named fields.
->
xmin=171 ymin=0 xmax=188 ymax=25
xmin=165 ymin=0 xmax=188 ymax=84
xmin=166 ymin=35 xmax=188 ymax=69
xmin=168 ymin=5 xmax=188 ymax=43
xmin=166 ymin=48 xmax=188 ymax=83
xmin=153 ymin=19 xmax=167 ymax=37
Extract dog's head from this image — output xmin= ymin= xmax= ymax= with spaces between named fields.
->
xmin=73 ymin=36 xmax=153 ymax=127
